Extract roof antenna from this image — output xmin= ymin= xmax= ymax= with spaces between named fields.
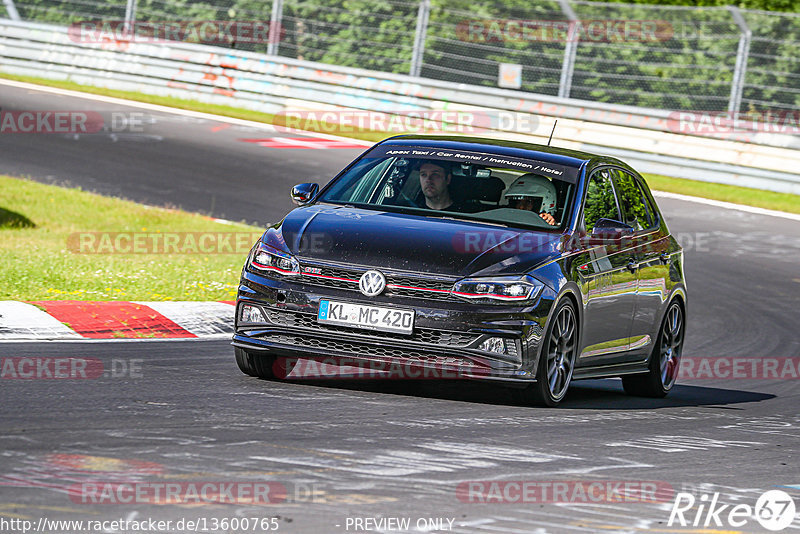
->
xmin=547 ymin=120 xmax=558 ymax=147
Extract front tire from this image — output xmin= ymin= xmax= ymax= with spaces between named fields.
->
xmin=513 ymin=299 xmax=578 ymax=407
xmin=234 ymin=348 xmax=296 ymax=379
xmin=622 ymin=300 xmax=684 ymax=398
xmin=235 ymin=347 xmax=259 ymax=377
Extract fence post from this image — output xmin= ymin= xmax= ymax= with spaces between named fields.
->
xmin=268 ymin=0 xmax=284 ymax=56
xmin=124 ymin=0 xmax=137 ymax=36
xmin=557 ymin=0 xmax=578 ymax=99
xmin=727 ymin=7 xmax=751 ymax=114
xmin=3 ymin=0 xmax=20 ymax=21
xmin=410 ymin=0 xmax=430 ymax=77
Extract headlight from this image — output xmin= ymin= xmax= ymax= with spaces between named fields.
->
xmin=451 ymin=275 xmax=543 ymax=303
xmin=249 ymin=242 xmax=300 ymax=275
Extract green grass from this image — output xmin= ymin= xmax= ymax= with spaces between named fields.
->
xmin=2 ymin=72 xmax=799 ymax=215
xmin=0 ymin=175 xmax=262 ymax=301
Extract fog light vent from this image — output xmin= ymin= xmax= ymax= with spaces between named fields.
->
xmin=241 ymin=304 xmax=266 ymax=323
xmin=479 ymin=337 xmax=518 ymax=356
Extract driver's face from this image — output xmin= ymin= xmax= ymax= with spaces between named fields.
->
xmin=419 ymin=163 xmax=450 ymax=198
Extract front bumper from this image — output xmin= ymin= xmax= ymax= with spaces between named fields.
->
xmin=233 ymin=268 xmax=556 ymax=382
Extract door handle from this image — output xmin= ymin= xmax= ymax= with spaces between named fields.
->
xmin=626 ymin=260 xmax=639 ymax=272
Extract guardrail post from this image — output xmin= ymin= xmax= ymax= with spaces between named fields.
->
xmin=727 ymin=7 xmax=751 ymax=114
xmin=3 ymin=0 xmax=21 ymax=20
xmin=557 ymin=0 xmax=578 ymax=99
xmin=267 ymin=0 xmax=284 ymax=56
xmin=410 ymin=0 xmax=430 ymax=77
xmin=124 ymin=0 xmax=137 ymax=36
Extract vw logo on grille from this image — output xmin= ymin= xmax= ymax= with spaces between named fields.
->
xmin=359 ymin=270 xmax=386 ymax=297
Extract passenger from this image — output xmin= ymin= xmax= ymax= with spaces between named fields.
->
xmin=504 ymin=174 xmax=559 ymax=226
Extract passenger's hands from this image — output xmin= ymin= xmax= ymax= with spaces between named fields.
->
xmin=539 ymin=212 xmax=556 ymax=226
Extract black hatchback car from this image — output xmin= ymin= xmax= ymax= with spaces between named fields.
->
xmin=233 ymin=135 xmax=687 ymax=406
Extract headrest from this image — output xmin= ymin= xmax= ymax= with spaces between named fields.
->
xmin=468 ymin=177 xmax=505 ymax=202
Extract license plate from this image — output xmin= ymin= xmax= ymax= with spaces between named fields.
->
xmin=318 ymin=300 xmax=414 ymax=334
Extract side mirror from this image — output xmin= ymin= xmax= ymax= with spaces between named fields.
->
xmin=591 ymin=218 xmax=634 ymax=238
xmin=291 ymin=183 xmax=319 ymax=206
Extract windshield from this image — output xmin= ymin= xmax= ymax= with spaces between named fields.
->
xmin=319 ymin=145 xmax=578 ymax=230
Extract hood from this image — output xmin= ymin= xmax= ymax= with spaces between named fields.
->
xmin=266 ymin=205 xmax=563 ymax=277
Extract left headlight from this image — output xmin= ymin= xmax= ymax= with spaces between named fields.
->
xmin=451 ymin=275 xmax=543 ymax=303
xmin=248 ymin=242 xmax=300 ymax=275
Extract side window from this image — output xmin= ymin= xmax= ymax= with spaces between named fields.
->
xmin=612 ymin=170 xmax=653 ymax=231
xmin=639 ymin=182 xmax=660 ymax=227
xmin=583 ymin=169 xmax=621 ymax=232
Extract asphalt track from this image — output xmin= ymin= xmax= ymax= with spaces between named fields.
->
xmin=2 ymin=82 xmax=800 ymax=533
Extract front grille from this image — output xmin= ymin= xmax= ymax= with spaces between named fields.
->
xmin=298 ymin=263 xmax=456 ymax=301
xmin=265 ymin=333 xmax=489 ymax=370
xmin=263 ymin=307 xmax=480 ymax=347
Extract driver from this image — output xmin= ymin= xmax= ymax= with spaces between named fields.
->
xmin=504 ymin=173 xmax=558 ymax=226
xmin=416 ymin=160 xmax=466 ymax=211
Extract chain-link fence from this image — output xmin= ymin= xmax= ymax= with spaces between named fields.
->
xmin=4 ymin=0 xmax=800 ymax=113
xmin=743 ymin=9 xmax=800 ymax=112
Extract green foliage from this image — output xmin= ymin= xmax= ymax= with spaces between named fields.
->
xmin=10 ymin=0 xmax=800 ymax=110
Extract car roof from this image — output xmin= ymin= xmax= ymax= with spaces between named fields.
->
xmin=379 ymin=134 xmax=625 ymax=171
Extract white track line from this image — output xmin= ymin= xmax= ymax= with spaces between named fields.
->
xmin=2 ymin=78 xmax=797 ymax=220
xmin=0 ymin=77 xmax=373 ymax=146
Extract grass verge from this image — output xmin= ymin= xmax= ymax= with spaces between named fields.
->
xmin=1 ymin=72 xmax=798 ymax=215
xmin=0 ymin=175 xmax=261 ymax=301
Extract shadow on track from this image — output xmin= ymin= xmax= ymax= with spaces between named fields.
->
xmin=246 ymin=376 xmax=773 ymax=410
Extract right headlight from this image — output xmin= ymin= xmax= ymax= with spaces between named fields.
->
xmin=248 ymin=242 xmax=300 ymax=276
xmin=451 ymin=275 xmax=543 ymax=303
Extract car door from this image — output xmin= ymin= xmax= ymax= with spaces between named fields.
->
xmin=576 ymin=168 xmax=639 ymax=367
xmin=611 ymin=169 xmax=670 ymax=362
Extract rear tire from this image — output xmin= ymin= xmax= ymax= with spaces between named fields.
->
xmin=622 ymin=300 xmax=684 ymax=398
xmin=512 ymin=299 xmax=578 ymax=407
xmin=235 ymin=348 xmax=297 ymax=379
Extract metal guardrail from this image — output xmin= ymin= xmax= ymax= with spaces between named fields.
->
xmin=1 ymin=18 xmax=799 ymax=195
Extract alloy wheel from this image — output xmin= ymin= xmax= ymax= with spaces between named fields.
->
xmin=545 ymin=304 xmax=576 ymax=400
